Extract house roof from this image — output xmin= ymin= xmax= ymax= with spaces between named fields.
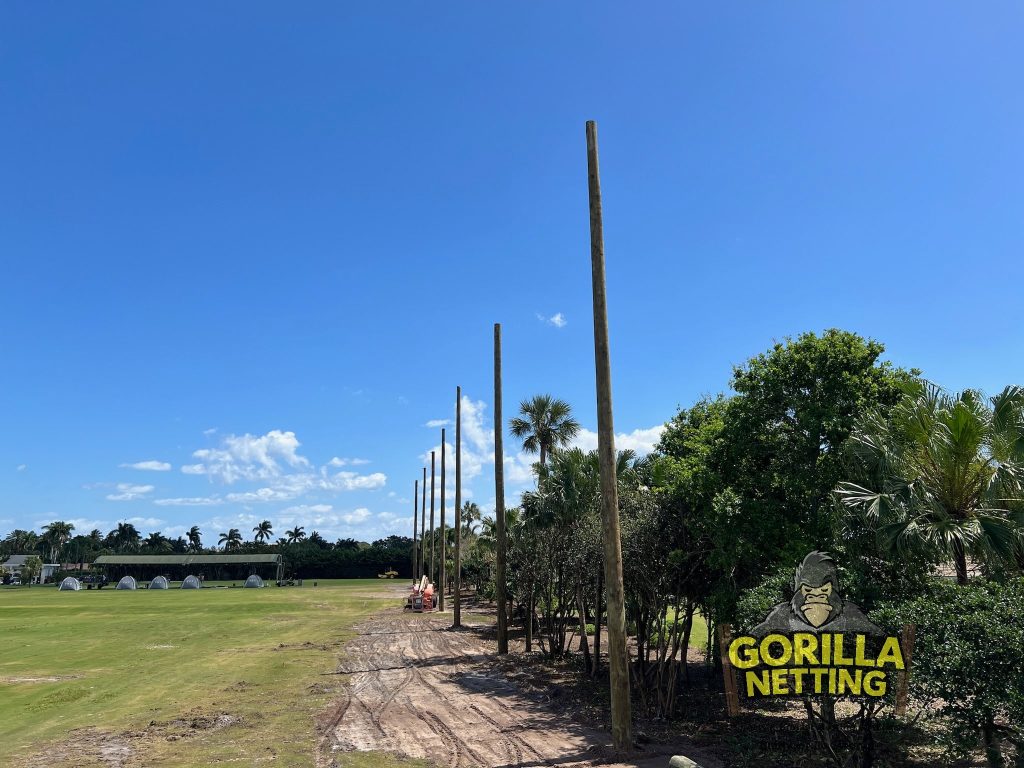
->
xmin=2 ymin=554 xmax=59 ymax=567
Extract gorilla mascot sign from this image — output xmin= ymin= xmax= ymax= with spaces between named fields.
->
xmin=721 ymin=552 xmax=913 ymax=713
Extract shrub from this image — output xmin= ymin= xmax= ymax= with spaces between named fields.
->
xmin=875 ymin=578 xmax=1024 ymax=767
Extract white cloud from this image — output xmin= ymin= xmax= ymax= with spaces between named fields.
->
xmin=153 ymin=496 xmax=224 ymax=507
xmin=106 ymin=483 xmax=155 ymax=501
xmin=570 ymin=425 xmax=665 ymax=456
xmin=344 ymin=508 xmax=371 ymax=525
xmin=203 ymin=427 xmax=218 ymax=436
xmin=185 ymin=430 xmax=310 ymax=483
xmin=121 ymin=460 xmax=172 ymax=471
xmin=16 ymin=464 xmax=27 ymax=472
xmin=225 ymin=487 xmax=295 ymax=503
xmin=327 ymin=457 xmax=371 ymax=468
xmin=536 ymin=312 xmax=567 ymax=328
xmin=424 ymin=419 xmax=450 ymax=428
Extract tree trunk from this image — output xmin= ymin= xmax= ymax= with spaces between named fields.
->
xmin=586 ymin=119 xmax=632 ymax=751
xmin=577 ymin=586 xmax=592 ymax=674
xmin=983 ymin=721 xmax=1006 ymax=768
xmin=526 ymin=581 xmax=534 ymax=652
xmin=953 ymin=539 xmax=968 ymax=585
xmin=494 ymin=323 xmax=509 ymax=654
xmin=593 ymin=567 xmax=603 ymax=678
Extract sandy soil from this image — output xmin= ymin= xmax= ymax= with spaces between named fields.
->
xmin=316 ymin=608 xmax=718 ymax=768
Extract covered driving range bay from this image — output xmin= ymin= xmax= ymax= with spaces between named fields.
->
xmin=93 ymin=553 xmax=284 ymax=584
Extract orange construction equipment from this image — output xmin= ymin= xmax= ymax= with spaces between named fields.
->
xmin=406 ymin=575 xmax=434 ymax=612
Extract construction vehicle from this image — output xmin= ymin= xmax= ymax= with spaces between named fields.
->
xmin=405 ymin=574 xmax=434 ymax=612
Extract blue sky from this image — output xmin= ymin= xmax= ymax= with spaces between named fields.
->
xmin=3 ymin=3 xmax=1022 ymax=545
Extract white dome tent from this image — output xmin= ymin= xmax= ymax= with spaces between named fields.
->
xmin=116 ymin=575 xmax=137 ymax=590
xmin=244 ymin=574 xmax=264 ymax=588
xmin=181 ymin=575 xmax=201 ymax=589
xmin=149 ymin=575 xmax=169 ymax=590
xmin=58 ymin=577 xmax=81 ymax=591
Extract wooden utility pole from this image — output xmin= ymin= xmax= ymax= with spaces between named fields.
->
xmin=429 ymin=450 xmax=436 ymax=584
xmin=420 ymin=467 xmax=426 ymax=576
xmin=412 ymin=479 xmax=419 ymax=583
xmin=439 ymin=428 xmax=446 ymax=611
xmin=494 ymin=323 xmax=509 ymax=654
xmin=586 ymin=120 xmax=633 ymax=751
xmin=453 ymin=385 xmax=462 ymax=627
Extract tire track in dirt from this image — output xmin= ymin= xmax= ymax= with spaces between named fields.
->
xmin=317 ymin=609 xmax=711 ymax=768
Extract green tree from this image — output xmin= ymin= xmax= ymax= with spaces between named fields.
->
xmin=3 ymin=529 xmax=39 ymax=556
xmin=286 ymin=526 xmax=306 ymax=544
xmin=253 ymin=520 xmax=273 ymax=544
xmin=20 ymin=555 xmax=43 ymax=586
xmin=143 ymin=531 xmax=172 ymax=552
xmin=837 ymin=383 xmax=1024 ymax=584
xmin=460 ymin=502 xmax=482 ymax=538
xmin=218 ymin=528 xmax=243 ymax=550
xmin=186 ymin=526 xmax=202 ymax=551
xmin=509 ymin=395 xmax=580 ymax=469
xmin=41 ymin=521 xmax=75 ymax=562
xmin=657 ymin=329 xmax=914 ymax=621
xmin=110 ymin=522 xmax=141 ymax=552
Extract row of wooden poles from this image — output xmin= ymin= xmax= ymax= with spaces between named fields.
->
xmin=408 ymin=121 xmax=632 ymax=752
xmin=410 ymin=385 xmax=464 ymax=622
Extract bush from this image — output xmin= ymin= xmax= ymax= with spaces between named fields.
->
xmin=875 ymin=578 xmax=1024 ymax=767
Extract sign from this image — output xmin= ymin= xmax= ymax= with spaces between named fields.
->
xmin=722 ymin=551 xmax=911 ymax=713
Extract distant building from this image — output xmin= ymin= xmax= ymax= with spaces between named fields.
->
xmin=1 ymin=555 xmax=61 ymax=583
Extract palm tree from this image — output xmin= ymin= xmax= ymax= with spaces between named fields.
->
xmin=111 ymin=522 xmax=141 ymax=552
xmin=186 ymin=526 xmax=203 ymax=551
xmin=143 ymin=531 xmax=171 ymax=551
xmin=509 ymin=394 xmax=581 ymax=469
xmin=837 ymin=382 xmax=1024 ymax=584
xmin=275 ymin=537 xmax=289 ymax=548
xmin=460 ymin=502 xmax=482 ymax=538
xmin=218 ymin=528 xmax=243 ymax=551
xmin=41 ymin=521 xmax=75 ymax=562
xmin=308 ymin=530 xmax=327 ymax=548
xmin=253 ymin=520 xmax=273 ymax=544
xmin=4 ymin=529 xmax=39 ymax=556
xmin=286 ymin=526 xmax=306 ymax=544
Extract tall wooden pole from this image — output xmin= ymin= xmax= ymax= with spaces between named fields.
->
xmin=413 ymin=479 xmax=419 ymax=583
xmin=420 ymin=467 xmax=427 ymax=576
xmin=429 ymin=451 xmax=436 ymax=585
xmin=439 ymin=428 xmax=446 ymax=611
xmin=586 ymin=120 xmax=632 ymax=751
xmin=494 ymin=323 xmax=509 ymax=654
xmin=453 ymin=385 xmax=462 ymax=627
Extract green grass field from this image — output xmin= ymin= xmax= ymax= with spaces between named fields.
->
xmin=0 ymin=579 xmax=403 ymax=767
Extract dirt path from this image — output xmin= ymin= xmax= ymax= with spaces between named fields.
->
xmin=316 ymin=608 xmax=716 ymax=768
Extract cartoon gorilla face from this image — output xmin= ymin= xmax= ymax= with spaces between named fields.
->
xmin=789 ymin=551 xmax=844 ymax=628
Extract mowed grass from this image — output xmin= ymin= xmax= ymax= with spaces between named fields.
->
xmin=0 ymin=579 xmax=403 ymax=767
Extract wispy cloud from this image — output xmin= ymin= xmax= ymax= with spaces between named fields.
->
xmin=536 ymin=312 xmax=567 ymax=329
xmin=106 ymin=483 xmax=155 ymax=501
xmin=424 ymin=419 xmax=450 ymax=428
xmin=327 ymin=457 xmax=371 ymax=467
xmin=153 ymin=496 xmax=224 ymax=507
xmin=16 ymin=464 xmax=27 ymax=472
xmin=121 ymin=460 xmax=172 ymax=471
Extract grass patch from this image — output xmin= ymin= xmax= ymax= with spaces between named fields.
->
xmin=0 ymin=579 xmax=402 ymax=767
